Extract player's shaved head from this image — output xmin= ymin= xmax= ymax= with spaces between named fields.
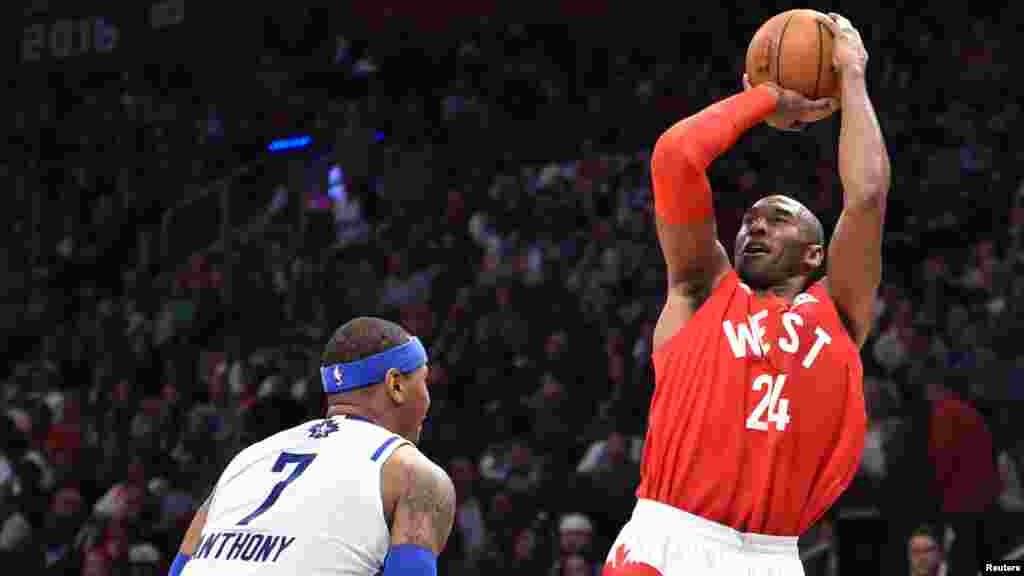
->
xmin=799 ymin=205 xmax=825 ymax=246
xmin=754 ymin=195 xmax=824 ymax=245
xmin=321 ymin=317 xmax=411 ymax=367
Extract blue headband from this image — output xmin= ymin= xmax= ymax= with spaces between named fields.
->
xmin=321 ymin=337 xmax=428 ymax=394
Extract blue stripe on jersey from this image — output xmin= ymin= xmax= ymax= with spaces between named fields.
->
xmin=371 ymin=436 xmax=401 ymax=461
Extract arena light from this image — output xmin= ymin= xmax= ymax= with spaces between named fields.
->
xmin=268 ymin=135 xmax=312 ymax=152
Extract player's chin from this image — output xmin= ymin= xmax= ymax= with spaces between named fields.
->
xmin=736 ymin=257 xmax=766 ymax=276
xmin=737 ymin=261 xmax=779 ymax=289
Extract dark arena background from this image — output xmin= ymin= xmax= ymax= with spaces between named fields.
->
xmin=1 ymin=1 xmax=1022 ymax=574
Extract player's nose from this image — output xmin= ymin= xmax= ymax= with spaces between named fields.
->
xmin=748 ymin=216 xmax=769 ymax=235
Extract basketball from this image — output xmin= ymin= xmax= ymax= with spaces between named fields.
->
xmin=745 ymin=9 xmax=839 ymax=102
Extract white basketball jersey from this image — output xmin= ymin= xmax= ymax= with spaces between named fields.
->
xmin=183 ymin=415 xmax=410 ymax=576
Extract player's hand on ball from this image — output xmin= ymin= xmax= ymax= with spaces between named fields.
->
xmin=817 ymin=13 xmax=868 ymax=76
xmin=743 ymin=73 xmax=838 ymax=132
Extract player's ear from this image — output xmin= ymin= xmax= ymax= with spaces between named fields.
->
xmin=384 ymin=368 xmax=406 ymax=405
xmin=804 ymin=243 xmax=825 ymax=271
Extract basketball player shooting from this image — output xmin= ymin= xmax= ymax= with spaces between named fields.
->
xmin=168 ymin=318 xmax=455 ymax=576
xmin=603 ymin=13 xmax=889 ymax=576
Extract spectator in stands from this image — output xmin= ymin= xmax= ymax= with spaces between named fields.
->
xmin=442 ymin=457 xmax=489 ymax=575
xmin=927 ymin=375 xmax=999 ymax=515
xmin=575 ymin=429 xmax=639 ymax=536
xmin=839 ymin=376 xmax=893 ymax=515
xmin=523 ymin=373 xmax=574 ymax=459
xmin=19 ymin=401 xmax=56 ymax=496
xmin=997 ymin=429 xmax=1024 ymax=512
xmin=38 ymin=485 xmax=87 ymax=573
xmin=126 ymin=541 xmax=163 ymax=576
xmin=0 ymin=416 xmax=21 ymax=495
xmin=93 ymin=455 xmax=147 ymax=523
xmin=480 ymin=436 xmax=544 ymax=501
xmin=0 ymin=459 xmax=38 ymax=568
xmin=2 ymin=407 xmax=47 ymax=531
xmin=473 ymin=282 xmax=530 ymax=368
xmin=379 ymin=252 xmax=443 ymax=311
xmin=330 ymin=172 xmax=371 ymax=249
xmin=82 ymin=548 xmax=112 ymax=576
xmin=480 ymin=521 xmax=550 ymax=575
xmin=907 ymin=524 xmax=945 ymax=576
xmin=873 ymin=298 xmax=914 ymax=376
xmin=551 ymin=513 xmax=596 ymax=575
xmin=149 ymin=469 xmax=197 ymax=552
xmin=924 ymin=369 xmax=1000 ymax=573
xmin=558 ymin=553 xmax=596 ymax=576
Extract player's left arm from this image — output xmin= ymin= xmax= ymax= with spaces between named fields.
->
xmin=168 ymin=490 xmax=214 ymax=575
xmin=820 ymin=13 xmax=891 ymax=348
xmin=381 ymin=445 xmax=456 ymax=575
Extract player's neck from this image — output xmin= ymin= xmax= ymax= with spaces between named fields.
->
xmin=326 ymin=404 xmax=379 ymax=425
xmin=753 ymin=287 xmax=798 ymax=301
xmin=753 ymin=277 xmax=807 ymax=302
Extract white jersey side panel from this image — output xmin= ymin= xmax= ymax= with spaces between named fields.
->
xmin=183 ymin=416 xmax=409 ymax=576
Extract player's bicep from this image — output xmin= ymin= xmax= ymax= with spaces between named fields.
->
xmin=652 ymin=216 xmax=730 ymax=352
xmin=389 ymin=452 xmax=456 ymax=555
xmin=655 ymin=217 xmax=731 ymax=292
xmin=826 ymin=199 xmax=884 ymax=347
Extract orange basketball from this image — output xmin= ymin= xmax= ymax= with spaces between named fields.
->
xmin=745 ymin=9 xmax=839 ymax=102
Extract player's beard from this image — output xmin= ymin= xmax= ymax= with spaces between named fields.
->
xmin=736 ymin=245 xmax=804 ymax=291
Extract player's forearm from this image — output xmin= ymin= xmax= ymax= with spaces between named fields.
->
xmin=652 ymin=85 xmax=776 ymax=223
xmin=837 ymin=70 xmax=891 ymax=209
xmin=656 ymin=85 xmax=777 ymax=171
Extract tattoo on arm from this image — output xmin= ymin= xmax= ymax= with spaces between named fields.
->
xmin=392 ymin=460 xmax=456 ymax=554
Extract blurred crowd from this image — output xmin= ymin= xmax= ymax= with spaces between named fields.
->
xmin=2 ymin=6 xmax=1024 ymax=576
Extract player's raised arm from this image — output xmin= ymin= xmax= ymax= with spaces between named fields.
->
xmin=382 ymin=445 xmax=456 ymax=575
xmin=818 ymin=13 xmax=891 ymax=348
xmin=650 ymin=74 xmax=836 ymax=345
xmin=650 ymin=85 xmax=776 ymax=297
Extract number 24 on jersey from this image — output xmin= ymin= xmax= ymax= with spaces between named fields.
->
xmin=745 ymin=374 xmax=791 ymax=432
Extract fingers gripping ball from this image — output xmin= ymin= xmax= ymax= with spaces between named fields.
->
xmin=746 ymin=9 xmax=840 ymax=105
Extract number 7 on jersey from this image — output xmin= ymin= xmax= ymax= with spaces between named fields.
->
xmin=237 ymin=452 xmax=317 ymax=526
xmin=745 ymin=374 xmax=791 ymax=431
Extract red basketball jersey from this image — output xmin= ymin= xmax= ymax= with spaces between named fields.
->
xmin=637 ymin=270 xmax=866 ymax=536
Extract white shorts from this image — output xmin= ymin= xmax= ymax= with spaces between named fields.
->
xmin=602 ymin=499 xmax=804 ymax=576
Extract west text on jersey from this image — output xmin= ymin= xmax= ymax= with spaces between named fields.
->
xmin=722 ymin=310 xmax=832 ymax=368
xmin=192 ymin=531 xmax=296 ymax=563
